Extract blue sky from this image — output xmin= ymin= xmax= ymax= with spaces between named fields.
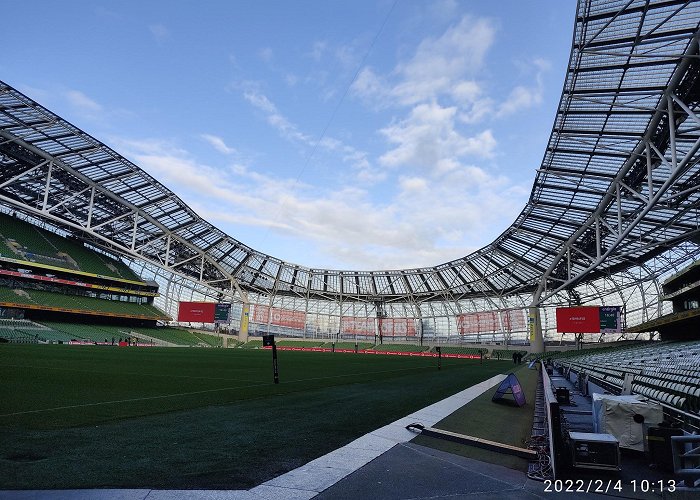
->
xmin=2 ymin=0 xmax=576 ymax=271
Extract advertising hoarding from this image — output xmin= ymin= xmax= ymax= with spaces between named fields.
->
xmin=341 ymin=316 xmax=375 ymax=336
xmin=253 ymin=305 xmax=306 ymax=330
xmin=378 ymin=318 xmax=416 ymax=336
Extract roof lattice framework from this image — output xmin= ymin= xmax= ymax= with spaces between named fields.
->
xmin=1 ymin=0 xmax=700 ymax=305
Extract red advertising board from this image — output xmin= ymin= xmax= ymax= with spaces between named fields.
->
xmin=177 ymin=301 xmax=216 ymax=322
xmin=341 ymin=316 xmax=375 ymax=336
xmin=477 ymin=311 xmax=498 ymax=332
xmin=456 ymin=311 xmax=499 ymax=334
xmin=379 ymin=318 xmax=416 ymax=337
xmin=556 ymin=306 xmax=601 ymax=333
xmin=253 ymin=305 xmax=306 ymax=330
xmin=456 ymin=313 xmax=479 ymax=334
xmin=501 ymin=309 xmax=526 ymax=332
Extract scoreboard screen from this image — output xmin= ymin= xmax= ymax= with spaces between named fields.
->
xmin=214 ymin=303 xmax=231 ymax=323
xmin=177 ymin=301 xmax=216 ymax=323
xmin=556 ymin=306 xmax=621 ymax=333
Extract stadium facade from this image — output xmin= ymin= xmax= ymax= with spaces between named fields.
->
xmin=2 ymin=0 xmax=700 ymax=350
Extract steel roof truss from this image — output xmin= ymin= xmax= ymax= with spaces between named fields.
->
xmin=539 ymin=86 xmax=700 ymax=303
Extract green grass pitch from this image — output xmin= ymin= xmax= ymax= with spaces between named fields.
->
xmin=0 ymin=344 xmax=511 ymax=490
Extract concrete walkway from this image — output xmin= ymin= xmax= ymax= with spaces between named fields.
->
xmin=1 ymin=374 xmax=508 ymax=500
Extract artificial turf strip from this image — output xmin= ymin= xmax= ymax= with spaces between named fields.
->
xmin=411 ymin=363 xmax=538 ymax=471
xmin=0 ymin=344 xmax=510 ymax=489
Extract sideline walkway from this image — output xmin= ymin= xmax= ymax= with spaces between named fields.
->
xmin=316 ymin=441 xmax=615 ymax=500
xmin=1 ymin=374 xmax=507 ymax=499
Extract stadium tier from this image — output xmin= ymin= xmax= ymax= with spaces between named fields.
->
xmin=118 ymin=326 xmax=210 ymax=346
xmin=0 ymin=211 xmax=167 ymax=326
xmin=26 ymin=321 xmax=216 ymax=346
xmin=240 ymin=339 xmax=263 ymax=349
xmin=189 ymin=330 xmax=223 ymax=348
xmin=226 ymin=338 xmax=243 ymax=348
xmin=0 ymin=318 xmax=74 ymax=343
xmin=0 ymin=328 xmax=36 ymax=343
xmin=38 ymin=322 xmax=118 ymax=342
xmin=431 ymin=346 xmax=486 ymax=356
xmin=0 ymin=326 xmax=34 ymax=343
xmin=0 ymin=286 xmax=167 ymax=320
xmin=0 ymin=212 xmax=141 ymax=282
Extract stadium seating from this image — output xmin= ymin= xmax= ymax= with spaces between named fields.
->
xmin=28 ymin=328 xmax=77 ymax=343
xmin=434 ymin=346 xmax=486 ymax=356
xmin=0 ymin=287 xmax=35 ymax=306
xmin=552 ymin=341 xmax=700 ymax=414
xmin=40 ymin=322 xmax=117 ymax=342
xmin=0 ymin=215 xmax=68 ymax=267
xmin=0 ymin=318 xmax=74 ymax=343
xmin=0 ymin=327 xmax=38 ymax=343
xmin=36 ymin=322 xmax=208 ymax=346
xmin=240 ymin=339 xmax=263 ymax=349
xmin=227 ymin=338 xmax=243 ymax=348
xmin=0 ymin=286 xmax=167 ymax=320
xmin=0 ymin=212 xmax=140 ymax=281
xmin=190 ymin=331 xmax=223 ymax=348
xmin=134 ymin=327 xmax=211 ymax=346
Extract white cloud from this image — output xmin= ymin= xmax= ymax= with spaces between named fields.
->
xmin=351 ymin=15 xmax=550 ymax=125
xmin=348 ymin=14 xmax=500 ymax=182
xmin=427 ymin=0 xmax=460 ymax=23
xmin=200 ymin=134 xmax=236 ymax=155
xmin=497 ymin=58 xmax=551 ymax=117
xmin=399 ymin=176 xmax=428 ymax=193
xmin=65 ymin=90 xmax=102 ymax=113
xmin=243 ymin=89 xmax=375 ymax=181
xmin=149 ymin=24 xmax=170 ymax=44
xmin=284 ymin=73 xmax=299 ymax=86
xmin=115 ymin=137 xmax=527 ymax=270
xmin=393 ymin=16 xmax=496 ymax=106
xmin=258 ymin=47 xmax=273 ymax=62
xmin=243 ymin=89 xmax=312 ymax=143
xmin=450 ymin=81 xmax=481 ymax=104
xmin=350 ymin=15 xmax=497 ymax=110
xmin=216 ymin=13 xmax=533 ymax=268
xmin=351 ymin=67 xmax=391 ymax=108
xmin=379 ymin=102 xmax=497 ymax=170
xmin=243 ymin=90 xmax=277 ymax=114
xmin=310 ymin=41 xmax=327 ymax=61
xmin=334 ymin=44 xmax=361 ymax=70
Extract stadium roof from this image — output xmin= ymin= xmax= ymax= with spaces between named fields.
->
xmin=2 ymin=0 xmax=700 ymax=304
